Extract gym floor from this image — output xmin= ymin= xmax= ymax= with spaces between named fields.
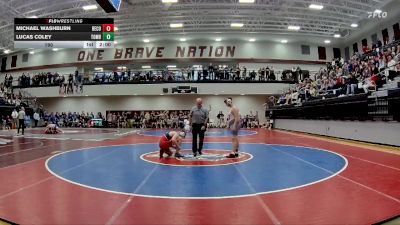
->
xmin=0 ymin=128 xmax=399 ymax=225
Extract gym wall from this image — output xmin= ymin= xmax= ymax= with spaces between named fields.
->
xmin=40 ymin=95 xmax=267 ymax=123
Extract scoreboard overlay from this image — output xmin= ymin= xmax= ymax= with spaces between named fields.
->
xmin=14 ymin=18 xmax=115 ymax=49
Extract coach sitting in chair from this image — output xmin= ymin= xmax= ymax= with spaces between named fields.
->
xmin=189 ymin=98 xmax=209 ymax=157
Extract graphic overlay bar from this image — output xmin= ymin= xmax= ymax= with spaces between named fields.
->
xmin=14 ymin=25 xmax=104 ymax=32
xmin=15 ymin=33 xmax=104 ymax=41
xmin=14 ymin=18 xmax=113 ymax=24
xmin=14 ymin=41 xmax=114 ymax=49
xmin=14 ymin=18 xmax=114 ymax=49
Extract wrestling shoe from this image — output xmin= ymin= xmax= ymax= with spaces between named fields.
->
xmin=226 ymin=153 xmax=239 ymax=158
xmin=175 ymin=152 xmax=184 ymax=158
xmin=159 ymin=150 xmax=164 ymax=159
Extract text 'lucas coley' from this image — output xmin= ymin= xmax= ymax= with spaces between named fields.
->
xmin=15 ymin=34 xmax=53 ymax=40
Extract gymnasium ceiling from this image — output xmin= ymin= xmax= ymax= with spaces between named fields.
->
xmin=0 ymin=0 xmax=397 ymax=52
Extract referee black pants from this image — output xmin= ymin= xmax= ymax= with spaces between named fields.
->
xmin=17 ymin=119 xmax=25 ymax=135
xmin=192 ymin=123 xmax=205 ymax=154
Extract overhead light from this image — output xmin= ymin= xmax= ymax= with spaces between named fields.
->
xmin=162 ymin=0 xmax=178 ymax=3
xmin=160 ymin=94 xmax=164 ymax=96
xmin=167 ymin=65 xmax=177 ymax=68
xmin=52 ymin=48 xmax=59 ymax=51
xmin=170 ymin=23 xmax=183 ymax=28
xmin=374 ymin=9 xmax=382 ymax=14
xmin=117 ymin=66 xmax=127 ymax=70
xmin=288 ymin=25 xmax=300 ymax=30
xmin=241 ymin=94 xmax=246 ymax=96
xmin=85 ymin=95 xmax=89 ymax=97
xmin=142 ymin=65 xmax=151 ymax=69
xmin=94 ymin=67 xmax=103 ymax=71
xmin=231 ymin=23 xmax=244 ymax=28
xmin=82 ymin=5 xmax=98 ymax=10
xmin=215 ymin=38 xmax=222 ymax=41
xmin=351 ymin=23 xmax=358 ymax=28
xmin=179 ymin=38 xmax=186 ymax=42
xmin=114 ymin=27 xmax=119 ymax=31
xmin=27 ymin=16 xmax=38 ymax=18
xmin=249 ymin=38 xmax=256 ymax=42
xmin=4 ymin=50 xmax=10 ymax=54
xmin=133 ymin=94 xmax=138 ymax=96
xmin=281 ymin=40 xmax=288 ymax=43
xmin=143 ymin=39 xmax=150 ymax=43
xmin=334 ymin=34 xmax=341 ymax=38
xmin=114 ymin=41 xmax=118 ymax=44
xmin=324 ymin=40 xmax=331 ymax=44
xmin=214 ymin=94 xmax=219 ymax=96
xmin=309 ymin=4 xmax=324 ymax=10
xmin=239 ymin=0 xmax=255 ymax=3
xmin=29 ymin=51 xmax=35 ymax=54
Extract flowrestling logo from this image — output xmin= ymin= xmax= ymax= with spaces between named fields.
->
xmin=367 ymin=11 xmax=388 ymax=19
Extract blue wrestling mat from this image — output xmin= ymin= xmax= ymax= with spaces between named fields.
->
xmin=46 ymin=143 xmax=347 ymax=199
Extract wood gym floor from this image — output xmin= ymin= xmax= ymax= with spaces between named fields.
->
xmin=0 ymin=128 xmax=399 ymax=225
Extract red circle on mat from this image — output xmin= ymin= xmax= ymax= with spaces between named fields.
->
xmin=27 ymin=128 xmax=117 ymax=135
xmin=141 ymin=149 xmax=253 ymax=166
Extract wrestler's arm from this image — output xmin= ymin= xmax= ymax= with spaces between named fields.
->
xmin=204 ymin=109 xmax=209 ymax=128
xmin=171 ymin=133 xmax=181 ymax=150
xmin=233 ymin=107 xmax=240 ymax=128
xmin=188 ymin=109 xmax=193 ymax=125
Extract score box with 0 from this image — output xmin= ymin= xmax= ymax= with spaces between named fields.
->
xmin=91 ymin=24 xmax=114 ymax=32
xmin=90 ymin=33 xmax=114 ymax=41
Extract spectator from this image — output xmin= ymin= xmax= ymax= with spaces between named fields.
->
xmin=216 ymin=111 xmax=225 ymax=128
xmin=11 ymin=109 xmax=18 ymax=129
xmin=33 ymin=111 xmax=40 ymax=127
xmin=17 ymin=107 xmax=26 ymax=135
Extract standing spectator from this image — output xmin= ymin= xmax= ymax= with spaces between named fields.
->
xmin=242 ymin=66 xmax=247 ymax=80
xmin=107 ymin=113 xmax=113 ymax=128
xmin=75 ymin=72 xmax=83 ymax=94
xmin=387 ymin=55 xmax=398 ymax=81
xmin=11 ymin=109 xmax=18 ymax=129
xmin=24 ymin=114 xmax=31 ymax=128
xmin=67 ymin=74 xmax=74 ymax=94
xmin=189 ymin=98 xmax=209 ymax=157
xmin=47 ymin=72 xmax=53 ymax=84
xmin=209 ymin=63 xmax=215 ymax=80
xmin=269 ymin=67 xmax=276 ymax=80
xmin=17 ymin=107 xmax=26 ymax=135
xmin=216 ymin=111 xmax=225 ymax=128
xmin=59 ymin=75 xmax=65 ymax=95
xmin=8 ymin=75 xmax=13 ymax=88
xmin=254 ymin=111 xmax=259 ymax=127
xmin=33 ymin=111 xmax=40 ymax=127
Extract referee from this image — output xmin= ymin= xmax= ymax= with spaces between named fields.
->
xmin=189 ymin=98 xmax=209 ymax=157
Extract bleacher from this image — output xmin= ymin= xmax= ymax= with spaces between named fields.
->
xmin=267 ymin=87 xmax=400 ymax=122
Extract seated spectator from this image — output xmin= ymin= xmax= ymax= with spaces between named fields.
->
xmin=346 ymin=74 xmax=359 ymax=95
xmin=387 ymin=55 xmax=398 ymax=81
xmin=362 ymin=74 xmax=379 ymax=93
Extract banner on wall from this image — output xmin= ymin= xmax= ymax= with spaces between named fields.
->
xmin=76 ymin=45 xmax=236 ymax=62
xmin=4 ymin=41 xmax=329 ymax=71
